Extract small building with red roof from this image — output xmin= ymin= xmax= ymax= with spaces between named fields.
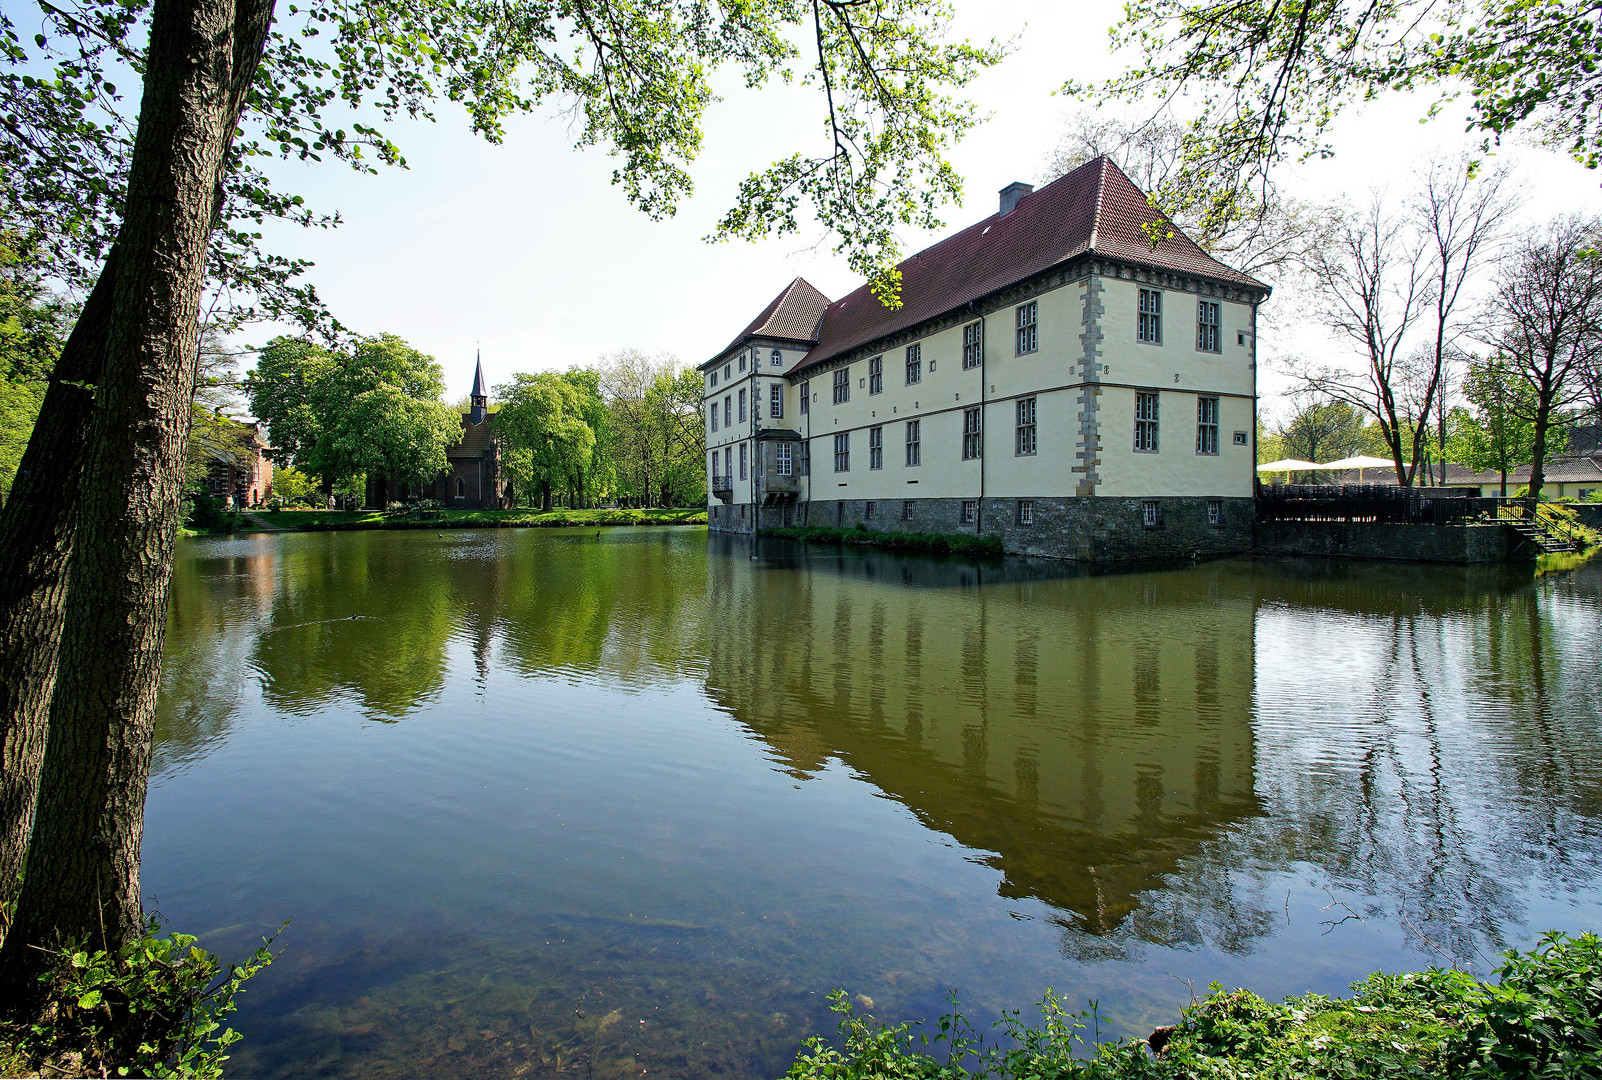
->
xmin=701 ymin=157 xmax=1270 ymax=560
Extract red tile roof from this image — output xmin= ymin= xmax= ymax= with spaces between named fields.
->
xmin=797 ymin=156 xmax=1268 ymax=374
xmin=710 ymin=277 xmax=832 ymax=366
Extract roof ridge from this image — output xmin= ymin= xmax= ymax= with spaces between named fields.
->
xmin=1088 ymin=155 xmax=1108 ymax=251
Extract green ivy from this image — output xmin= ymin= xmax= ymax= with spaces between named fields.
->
xmin=5 ymin=916 xmax=282 ymax=1078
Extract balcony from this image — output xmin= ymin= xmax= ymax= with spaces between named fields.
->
xmin=711 ymin=476 xmax=733 ymax=502
xmin=759 ymin=472 xmax=800 ymax=497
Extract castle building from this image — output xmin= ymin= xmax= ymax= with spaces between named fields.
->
xmin=364 ymin=355 xmax=516 ymax=509
xmin=701 ymin=157 xmax=1271 ymax=561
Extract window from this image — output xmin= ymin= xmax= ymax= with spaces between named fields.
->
xmin=1138 ymin=289 xmax=1163 ymax=344
xmin=770 ymin=383 xmax=783 ymax=418
xmin=1016 ymin=301 xmax=1037 ymax=354
xmin=723 ymin=395 xmax=731 ymax=427
xmin=739 ymin=352 xmax=747 ymax=372
xmin=738 ymin=388 xmax=747 ymax=422
xmin=1233 ymin=430 xmax=1248 ymax=446
xmin=740 ymin=503 xmax=747 ymax=523
xmin=777 ymin=443 xmax=793 ymax=476
xmin=800 ymin=381 xmax=809 ymax=414
xmin=710 ymin=371 xmax=718 ymax=388
xmin=1196 ymin=396 xmax=1219 ymax=455
xmin=1018 ymin=500 xmax=1034 ymax=525
xmin=905 ymin=343 xmax=922 ymax=384
xmin=724 ymin=446 xmax=732 ymax=477
xmin=739 ymin=443 xmax=748 ymax=480
xmin=962 ymin=407 xmax=982 ymax=460
xmin=903 ymin=501 xmax=914 ymax=521
xmin=869 ymin=355 xmax=883 ymax=395
xmin=834 ymin=432 xmax=850 ymax=472
xmin=869 ymin=425 xmax=883 ymax=469
xmin=905 ymin=419 xmax=921 ymax=466
xmin=1208 ymin=499 xmax=1222 ymax=525
xmin=865 ymin=500 xmax=877 ymax=519
xmin=1015 ymin=396 xmax=1037 ymax=456
xmin=1134 ymin=392 xmax=1159 ymax=452
xmin=456 ymin=477 xmax=466 ymax=499
xmin=771 ymin=349 xmax=782 ymax=367
xmin=724 ymin=363 xmax=731 ymax=379
xmin=962 ymin=500 xmax=977 ymax=524
xmin=710 ymin=451 xmax=718 ymax=478
xmin=1142 ymin=500 xmax=1160 ymax=527
xmin=963 ymin=321 xmax=983 ymax=368
xmin=1197 ymin=301 xmax=1221 ymax=352
xmin=709 ymin=404 xmax=718 ymax=433
xmin=833 ymin=367 xmax=850 ymax=404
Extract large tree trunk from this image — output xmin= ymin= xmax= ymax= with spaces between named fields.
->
xmin=0 ymin=249 xmax=120 ymax=920
xmin=0 ymin=0 xmax=275 ymax=979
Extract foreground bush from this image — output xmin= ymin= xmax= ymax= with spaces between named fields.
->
xmin=785 ymin=931 xmax=1602 ymax=1079
xmin=1 ymin=916 xmax=280 ymax=1078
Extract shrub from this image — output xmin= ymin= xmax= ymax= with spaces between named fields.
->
xmin=783 ymin=932 xmax=1602 ymax=1080
xmin=3 ymin=916 xmax=281 ymax=1078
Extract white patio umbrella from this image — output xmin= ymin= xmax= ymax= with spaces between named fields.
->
xmin=1320 ymin=455 xmax=1400 ymax=481
xmin=1256 ymin=458 xmax=1324 ymax=482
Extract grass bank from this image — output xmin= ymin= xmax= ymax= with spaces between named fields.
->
xmin=762 ymin=524 xmax=1004 ymax=560
xmin=240 ymin=507 xmax=707 ymax=531
xmin=786 ymin=930 xmax=1600 ymax=1079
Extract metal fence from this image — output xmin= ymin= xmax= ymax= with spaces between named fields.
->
xmin=1256 ymin=484 xmax=1497 ymax=526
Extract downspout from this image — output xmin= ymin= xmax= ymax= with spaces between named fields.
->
xmin=750 ymin=349 xmax=758 ymax=535
xmin=973 ymin=301 xmax=986 ymax=535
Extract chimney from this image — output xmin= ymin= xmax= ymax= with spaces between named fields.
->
xmin=999 ymin=181 xmax=1034 ymax=217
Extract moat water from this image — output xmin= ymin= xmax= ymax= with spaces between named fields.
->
xmin=149 ymin=527 xmax=1602 ymax=1079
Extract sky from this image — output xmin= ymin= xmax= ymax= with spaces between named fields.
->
xmin=241 ymin=1 xmax=1602 ymax=420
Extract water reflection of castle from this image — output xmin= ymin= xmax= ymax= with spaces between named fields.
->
xmin=700 ymin=536 xmax=1261 ymax=934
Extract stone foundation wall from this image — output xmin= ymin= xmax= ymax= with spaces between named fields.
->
xmin=712 ymin=494 xmax=1255 ymax=562
xmin=1253 ymin=521 xmax=1521 ymax=563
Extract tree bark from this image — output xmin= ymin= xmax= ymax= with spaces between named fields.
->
xmin=0 ymin=0 xmax=275 ymax=977
xmin=0 ymin=248 xmax=120 ymax=921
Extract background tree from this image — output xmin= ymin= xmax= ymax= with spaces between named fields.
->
xmin=1041 ymin=113 xmax=1332 ymax=281
xmin=648 ymin=366 xmax=709 ymax=507
xmin=1412 ymin=158 xmax=1515 ymax=485
xmin=244 ymin=336 xmax=340 ymax=493
xmin=247 ymin=333 xmax=460 ymax=494
xmin=1291 ymin=195 xmax=1435 ymax=486
xmin=1448 ymin=355 xmax=1558 ymax=496
xmin=560 ymin=368 xmax=614 ymax=508
xmin=1275 ymin=397 xmax=1383 ymax=465
xmin=495 ymin=373 xmax=597 ymax=512
xmin=1484 ymin=216 xmax=1602 ymax=502
xmin=599 ymin=350 xmax=706 ymax=508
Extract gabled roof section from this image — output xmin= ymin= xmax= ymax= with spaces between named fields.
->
xmin=799 ymin=157 xmax=1268 ymax=373
xmin=708 ymin=277 xmax=832 ymax=368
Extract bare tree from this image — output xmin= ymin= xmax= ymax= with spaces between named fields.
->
xmin=1411 ymin=158 xmax=1516 ymax=483
xmin=1042 ymin=112 xmax=1335 ymax=282
xmin=1484 ymin=216 xmax=1602 ymax=502
xmin=1292 ymin=195 xmax=1434 ymax=486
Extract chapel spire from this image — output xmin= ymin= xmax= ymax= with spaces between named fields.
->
xmin=470 ymin=349 xmax=488 ymax=425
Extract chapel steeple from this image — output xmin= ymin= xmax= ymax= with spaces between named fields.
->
xmin=469 ymin=350 xmax=488 ymax=425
